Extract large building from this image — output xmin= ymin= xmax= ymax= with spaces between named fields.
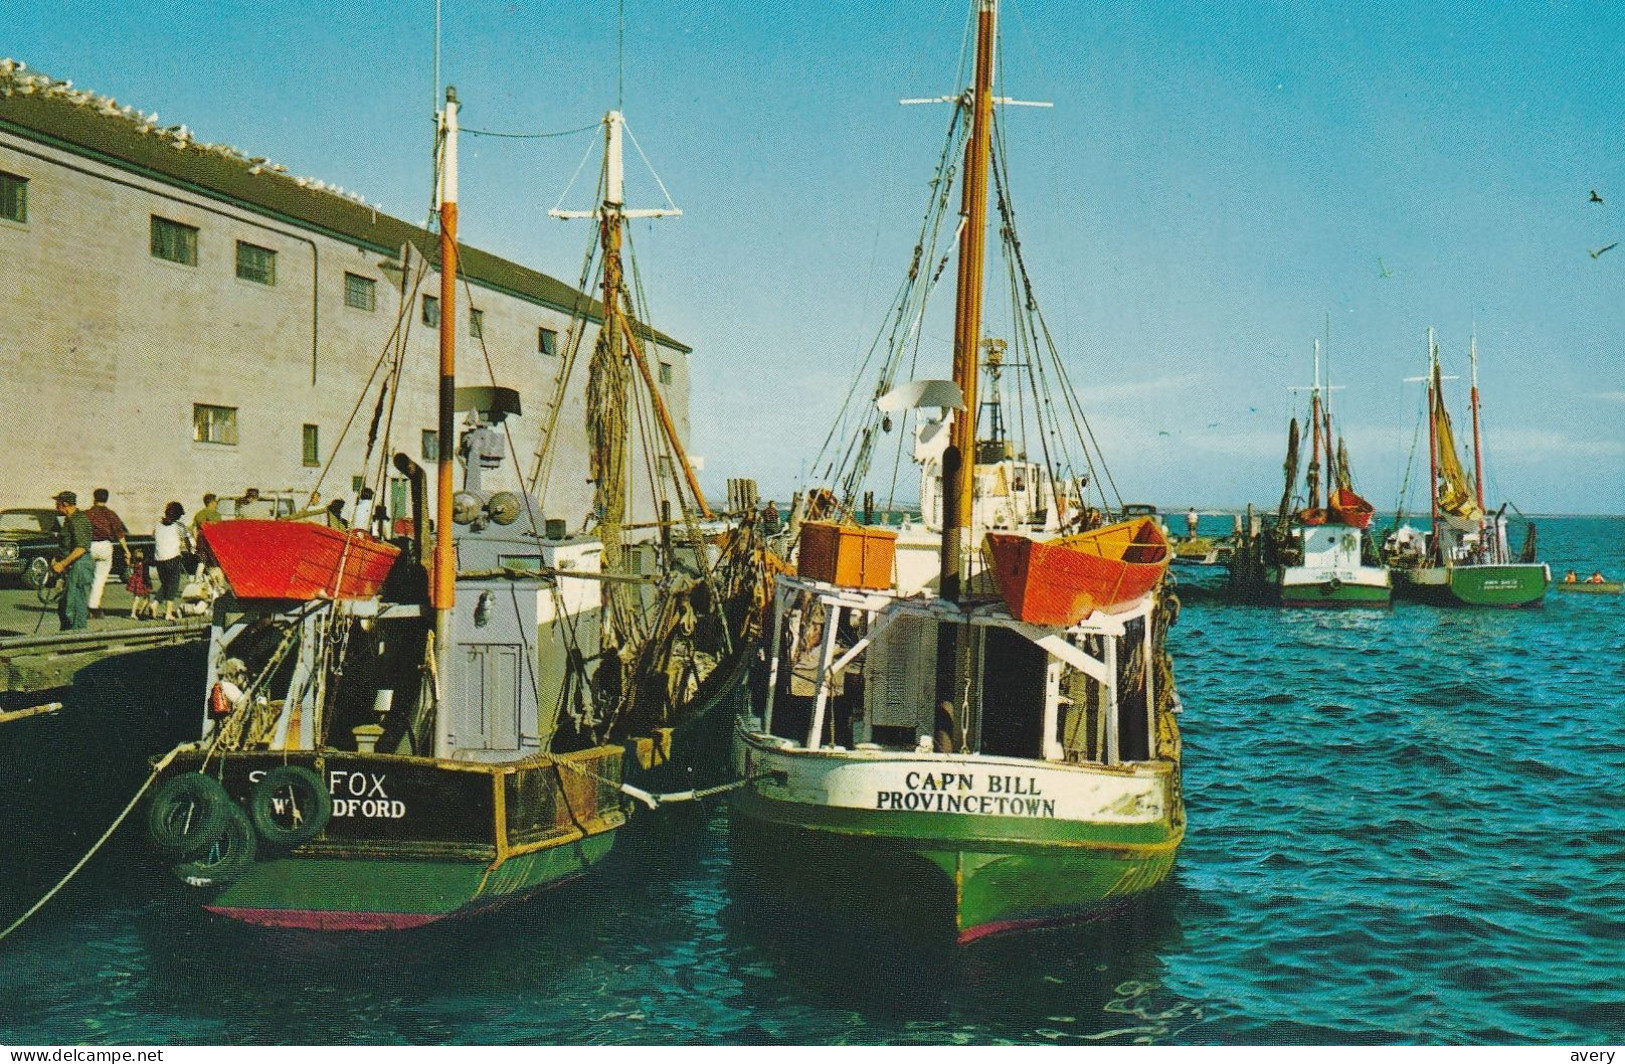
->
xmin=0 ymin=59 xmax=694 ymax=533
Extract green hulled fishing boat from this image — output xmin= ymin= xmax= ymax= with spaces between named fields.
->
xmin=1386 ymin=331 xmax=1549 ymax=608
xmin=731 ymin=0 xmax=1184 ymax=944
xmin=1229 ymin=344 xmax=1391 ymax=607
xmin=140 ymin=88 xmax=763 ymax=930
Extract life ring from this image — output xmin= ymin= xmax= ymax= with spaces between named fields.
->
xmin=146 ymin=773 xmax=231 ymax=858
xmin=171 ymin=801 xmax=257 ymax=888
xmin=247 ymin=765 xmax=332 ymax=848
xmin=1326 ymin=577 xmax=1343 ymax=594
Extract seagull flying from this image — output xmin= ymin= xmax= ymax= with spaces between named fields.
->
xmin=1591 ymin=190 xmax=1605 ymax=204
xmin=1589 ymin=242 xmax=1618 ymax=259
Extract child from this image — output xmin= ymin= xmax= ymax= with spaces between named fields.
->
xmin=126 ymin=550 xmax=154 ymax=619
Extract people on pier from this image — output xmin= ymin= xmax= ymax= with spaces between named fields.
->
xmin=152 ymin=501 xmax=191 ymax=622
xmin=50 ymin=490 xmax=95 ymax=631
xmin=84 ymin=487 xmax=130 ymax=620
xmin=192 ymin=493 xmax=221 ymax=533
xmin=1186 ymin=508 xmax=1199 ymax=539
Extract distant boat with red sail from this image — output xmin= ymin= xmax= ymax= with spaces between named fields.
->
xmin=200 ymin=519 xmax=401 ymax=601
xmin=984 ymin=517 xmax=1170 ymax=627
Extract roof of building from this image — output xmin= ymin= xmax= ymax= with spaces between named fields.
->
xmin=0 ymin=60 xmax=689 ymax=353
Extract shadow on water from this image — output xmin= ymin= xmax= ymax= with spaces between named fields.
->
xmin=716 ymin=852 xmax=1195 ymax=1043
xmin=0 ymin=644 xmax=205 ymax=895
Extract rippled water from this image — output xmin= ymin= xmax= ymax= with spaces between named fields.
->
xmin=1 ymin=517 xmax=1621 ymax=1045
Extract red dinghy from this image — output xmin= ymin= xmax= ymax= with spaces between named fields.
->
xmin=984 ymin=518 xmax=1170 ymax=626
xmin=1328 ymin=487 xmax=1375 ymax=529
xmin=201 ymin=520 xmax=401 ymax=601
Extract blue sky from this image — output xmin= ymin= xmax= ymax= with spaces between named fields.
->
xmin=11 ymin=0 xmax=1625 ymax=513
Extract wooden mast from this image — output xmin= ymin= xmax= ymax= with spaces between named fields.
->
xmin=1308 ymin=341 xmax=1323 ymax=512
xmin=1469 ymin=330 xmax=1485 ymax=512
xmin=1426 ymin=328 xmax=1441 ymax=564
xmin=433 ymin=85 xmax=459 ymax=759
xmin=939 ymin=0 xmax=997 ymax=603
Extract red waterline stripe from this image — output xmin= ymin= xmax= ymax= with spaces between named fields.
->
xmin=204 ymin=905 xmax=446 ymax=931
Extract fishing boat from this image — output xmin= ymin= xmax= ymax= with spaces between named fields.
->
xmin=139 ymin=87 xmax=762 ymax=929
xmin=731 ymin=0 xmax=1185 ymax=944
xmin=1229 ymin=343 xmax=1390 ymax=607
xmin=1384 ymin=331 xmax=1549 ymax=608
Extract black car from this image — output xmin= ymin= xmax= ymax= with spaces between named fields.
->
xmin=0 ymin=507 xmax=153 ymax=587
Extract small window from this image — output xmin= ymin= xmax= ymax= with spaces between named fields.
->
xmin=193 ymin=403 xmax=238 ymax=445
xmin=422 ymin=429 xmax=439 ymax=462
xmin=152 ymin=216 xmax=199 ymax=265
xmin=538 ymin=327 xmax=558 ymax=356
xmin=302 ymin=424 xmax=320 ymax=467
xmin=0 ymin=172 xmax=26 ymax=223
xmin=470 ymin=308 xmax=484 ymax=339
xmin=351 ymin=475 xmax=364 ymax=493
xmin=658 ymin=361 xmax=673 ymax=386
xmin=344 ymin=272 xmax=377 ymax=311
xmin=236 ymin=241 xmax=276 ymax=285
xmin=422 ymin=295 xmax=440 ymax=326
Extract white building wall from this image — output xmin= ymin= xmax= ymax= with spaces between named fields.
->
xmin=0 ymin=131 xmax=691 ymax=534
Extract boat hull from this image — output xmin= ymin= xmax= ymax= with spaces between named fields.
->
xmin=1554 ymin=581 xmax=1622 ymax=595
xmin=730 ymin=731 xmax=1182 ymax=943
xmin=201 ymin=520 xmax=401 ymax=601
xmin=984 ymin=518 xmax=1169 ymax=626
xmin=156 ymin=746 xmax=626 ymax=931
xmin=1277 ymin=564 xmax=1392 ymax=607
xmin=1393 ymin=563 xmax=1550 ymax=608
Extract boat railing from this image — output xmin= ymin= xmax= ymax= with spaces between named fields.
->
xmin=763 ymin=572 xmax=1156 ymax=763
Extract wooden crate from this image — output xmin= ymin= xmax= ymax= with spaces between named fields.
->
xmin=797 ymin=521 xmax=898 ymax=590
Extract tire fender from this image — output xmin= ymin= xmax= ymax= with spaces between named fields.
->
xmin=146 ymin=772 xmax=231 ymax=858
xmin=247 ymin=765 xmax=332 ymax=848
xmin=171 ymin=801 xmax=257 ymax=888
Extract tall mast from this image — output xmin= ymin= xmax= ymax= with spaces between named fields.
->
xmin=1426 ymin=328 xmax=1440 ymax=560
xmin=1308 ymin=340 xmax=1323 ymax=511
xmin=432 ymin=85 xmax=459 ymax=759
xmin=939 ymin=0 xmax=996 ymax=602
xmin=1469 ymin=329 xmax=1485 ymax=512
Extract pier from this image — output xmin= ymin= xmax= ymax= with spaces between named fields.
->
xmin=0 ymin=584 xmax=206 ymax=696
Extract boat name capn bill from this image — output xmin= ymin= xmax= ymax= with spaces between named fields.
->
xmin=875 ymin=772 xmax=1056 ymax=816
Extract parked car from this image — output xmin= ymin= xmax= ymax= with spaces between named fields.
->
xmin=0 ymin=507 xmax=154 ymax=587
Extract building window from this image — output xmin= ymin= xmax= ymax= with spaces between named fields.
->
xmin=151 ymin=216 xmax=199 ymax=265
xmin=302 ymin=424 xmax=320 ymax=467
xmin=422 ymin=430 xmax=439 ymax=462
xmin=0 ymin=172 xmax=26 ymax=223
xmin=236 ymin=241 xmax=276 ymax=285
xmin=538 ymin=327 xmax=558 ymax=356
xmin=470 ymin=308 xmax=484 ymax=339
xmin=193 ymin=403 xmax=237 ymax=445
xmin=344 ymin=272 xmax=376 ymax=311
xmin=658 ymin=361 xmax=673 ymax=386
xmin=422 ymin=295 xmax=440 ymax=326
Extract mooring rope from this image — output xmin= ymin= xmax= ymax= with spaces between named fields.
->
xmin=0 ymin=742 xmax=189 ymax=946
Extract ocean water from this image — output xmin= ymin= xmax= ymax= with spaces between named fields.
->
xmin=0 ymin=516 xmax=1621 ymax=1046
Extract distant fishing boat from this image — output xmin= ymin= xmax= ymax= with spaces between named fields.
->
xmin=1384 ymin=331 xmax=1549 ymax=608
xmin=731 ymin=0 xmax=1184 ymax=945
xmin=1229 ymin=342 xmax=1390 ymax=607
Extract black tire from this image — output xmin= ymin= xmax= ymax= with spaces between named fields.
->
xmin=247 ymin=765 xmax=332 ymax=848
xmin=146 ymin=773 xmax=231 ymax=858
xmin=171 ymin=801 xmax=257 ymax=888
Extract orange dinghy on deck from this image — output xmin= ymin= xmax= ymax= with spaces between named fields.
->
xmin=201 ymin=520 xmax=402 ymax=601
xmin=1328 ymin=487 xmax=1375 ymax=529
xmin=984 ymin=518 xmax=1170 ymax=626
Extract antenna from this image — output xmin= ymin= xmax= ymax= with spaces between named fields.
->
xmin=617 ymin=0 xmax=625 ymax=111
